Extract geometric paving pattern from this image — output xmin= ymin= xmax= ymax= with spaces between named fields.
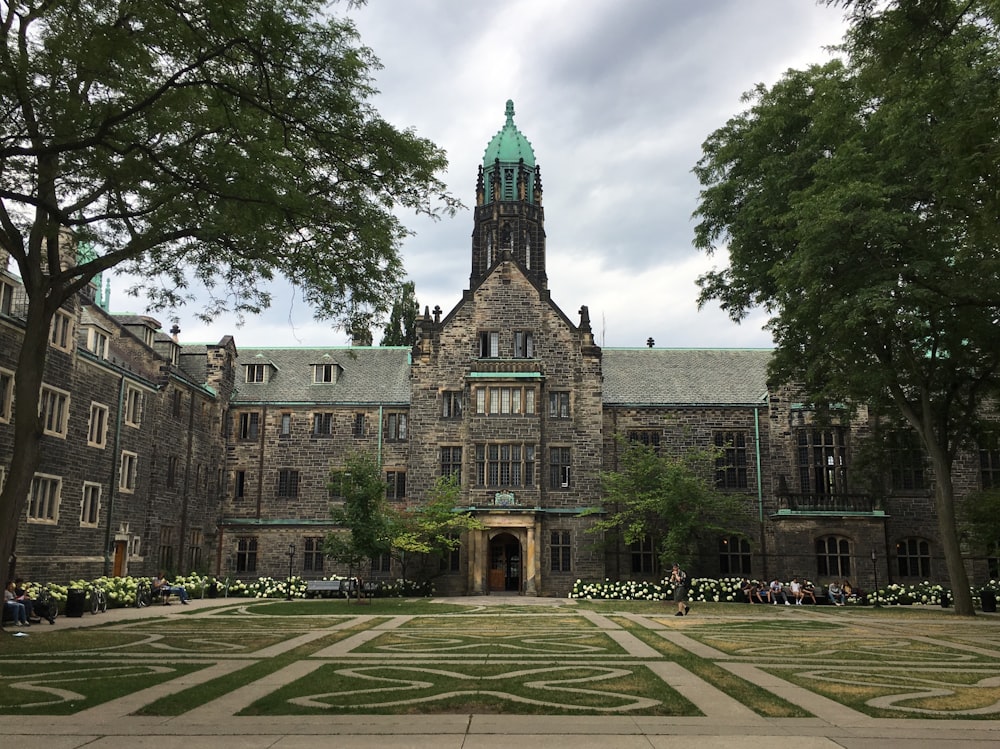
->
xmin=3 ymin=598 xmax=1000 ymax=724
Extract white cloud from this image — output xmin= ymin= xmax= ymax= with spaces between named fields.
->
xmin=113 ymin=0 xmax=847 ymax=350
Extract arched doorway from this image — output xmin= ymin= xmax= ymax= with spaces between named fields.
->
xmin=488 ymin=532 xmax=522 ymax=592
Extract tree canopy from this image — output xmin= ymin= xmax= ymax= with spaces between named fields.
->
xmin=0 ymin=0 xmax=457 ymax=581
xmin=693 ymin=0 xmax=1000 ymax=615
xmin=391 ymin=474 xmax=483 ymax=579
xmin=589 ymin=438 xmax=749 ymax=571
xmin=325 ymin=452 xmax=395 ymax=581
xmin=380 ymin=280 xmax=419 ymax=346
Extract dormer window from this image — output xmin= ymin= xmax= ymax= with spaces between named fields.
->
xmin=245 ymin=363 xmax=267 ymax=383
xmin=85 ymin=327 xmax=109 ymax=359
xmin=141 ymin=326 xmax=155 ymax=347
xmin=313 ymin=363 xmax=338 ymax=383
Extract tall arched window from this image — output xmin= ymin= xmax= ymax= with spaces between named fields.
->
xmin=816 ymin=536 xmax=851 ymax=579
xmin=896 ymin=538 xmax=931 ymax=578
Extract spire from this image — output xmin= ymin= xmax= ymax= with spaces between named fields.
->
xmin=483 ymin=99 xmax=536 ymax=172
xmin=470 ymin=101 xmax=547 ymax=290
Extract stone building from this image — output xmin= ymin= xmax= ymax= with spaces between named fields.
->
xmin=3 ymin=101 xmax=998 ymax=595
xmin=1 ymin=238 xmax=235 ymax=583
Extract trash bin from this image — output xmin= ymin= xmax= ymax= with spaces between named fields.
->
xmin=981 ymin=590 xmax=997 ymax=613
xmin=65 ymin=588 xmax=87 ymax=618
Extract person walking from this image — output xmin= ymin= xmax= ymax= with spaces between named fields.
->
xmin=670 ymin=563 xmax=690 ymax=616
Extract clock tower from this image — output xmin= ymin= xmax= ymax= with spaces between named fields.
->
xmin=470 ymin=100 xmax=547 ymax=290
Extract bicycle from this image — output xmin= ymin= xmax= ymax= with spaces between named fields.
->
xmin=134 ymin=578 xmax=153 ymax=608
xmin=33 ymin=584 xmax=60 ymax=624
xmin=89 ymin=584 xmax=108 ymax=614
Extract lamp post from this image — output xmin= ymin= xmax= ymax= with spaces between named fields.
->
xmin=871 ymin=549 xmax=881 ymax=608
xmin=286 ymin=543 xmax=295 ymax=601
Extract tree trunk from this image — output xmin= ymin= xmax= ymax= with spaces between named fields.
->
xmin=929 ymin=452 xmax=974 ymax=616
xmin=1 ymin=295 xmax=54 ymax=582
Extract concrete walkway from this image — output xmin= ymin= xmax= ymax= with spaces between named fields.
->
xmin=2 ymin=596 xmax=999 ymax=748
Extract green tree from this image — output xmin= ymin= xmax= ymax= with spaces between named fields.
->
xmin=0 ymin=0 xmax=458 ymax=577
xmin=380 ymin=280 xmax=419 ymax=346
xmin=963 ymin=487 xmax=1000 ymax=563
xmin=391 ymin=474 xmax=483 ymax=579
xmin=324 ymin=452 xmax=394 ymax=598
xmin=588 ymin=438 xmax=749 ymax=571
xmin=693 ymin=0 xmax=1000 ymax=615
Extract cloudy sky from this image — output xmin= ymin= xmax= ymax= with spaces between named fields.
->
xmin=140 ymin=0 xmax=849 ymax=350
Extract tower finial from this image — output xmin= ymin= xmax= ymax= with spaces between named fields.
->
xmin=505 ymin=99 xmax=515 ymax=125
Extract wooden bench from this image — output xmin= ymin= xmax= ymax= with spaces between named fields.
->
xmin=304 ymin=580 xmax=347 ymax=599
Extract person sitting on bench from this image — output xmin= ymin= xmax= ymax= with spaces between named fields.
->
xmin=153 ymin=572 xmax=190 ymax=605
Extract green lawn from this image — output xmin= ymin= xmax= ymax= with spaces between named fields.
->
xmin=2 ymin=599 xmax=996 ymax=719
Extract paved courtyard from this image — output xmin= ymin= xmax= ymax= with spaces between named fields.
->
xmin=1 ymin=595 xmax=999 ymax=747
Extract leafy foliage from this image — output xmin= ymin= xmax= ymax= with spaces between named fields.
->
xmin=380 ymin=280 xmax=420 ymax=346
xmin=392 ymin=474 xmax=484 ymax=570
xmin=589 ymin=438 xmax=749 ymax=570
xmin=692 ymin=0 xmax=1000 ymax=615
xmin=0 ymin=0 xmax=458 ymax=589
xmin=325 ymin=452 xmax=394 ymax=571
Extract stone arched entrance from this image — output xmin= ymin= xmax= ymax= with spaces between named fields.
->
xmin=488 ymin=532 xmax=522 ymax=592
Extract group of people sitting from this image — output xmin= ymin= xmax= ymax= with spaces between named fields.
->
xmin=3 ymin=579 xmax=56 ymax=626
xmin=740 ymin=577 xmax=855 ymax=606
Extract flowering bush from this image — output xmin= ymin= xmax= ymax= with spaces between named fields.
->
xmin=23 ymin=573 xmax=435 ymax=607
xmin=867 ymin=581 xmax=947 ymax=606
xmin=569 ymin=576 xmax=996 ymax=608
xmin=570 ymin=576 xmax=750 ymax=602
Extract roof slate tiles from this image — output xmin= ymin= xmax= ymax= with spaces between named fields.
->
xmin=231 ymin=347 xmax=411 ymax=405
xmin=224 ymin=346 xmax=771 ymax=408
xmin=602 ymin=348 xmax=772 ymax=406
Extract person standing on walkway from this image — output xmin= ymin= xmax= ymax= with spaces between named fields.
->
xmin=670 ymin=563 xmax=690 ymax=616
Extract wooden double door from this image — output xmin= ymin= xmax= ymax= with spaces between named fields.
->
xmin=488 ymin=533 xmax=522 ymax=592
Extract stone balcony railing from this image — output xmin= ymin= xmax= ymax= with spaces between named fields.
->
xmin=775 ymin=493 xmax=883 ymax=515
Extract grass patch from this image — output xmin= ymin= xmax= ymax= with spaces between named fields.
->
xmin=228 ymin=599 xmax=472 ymax=616
xmin=240 ymin=661 xmax=697 ymax=716
xmin=351 ymin=627 xmax=627 ymax=656
xmin=399 ymin=613 xmax=587 ymax=629
xmin=613 ymin=616 xmax=810 ymax=718
xmin=771 ymin=666 xmax=1000 ymax=719
xmin=0 ymin=660 xmax=205 ymax=714
xmin=136 ymin=622 xmax=383 ymax=715
xmin=0 ymin=628 xmax=149 ymax=655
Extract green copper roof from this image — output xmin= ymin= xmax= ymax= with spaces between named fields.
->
xmin=483 ymin=99 xmax=535 ymax=167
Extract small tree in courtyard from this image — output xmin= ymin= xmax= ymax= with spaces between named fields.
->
xmin=391 ymin=474 xmax=484 ymax=580
xmin=324 ymin=452 xmax=394 ymax=600
xmin=588 ymin=437 xmax=750 ymax=571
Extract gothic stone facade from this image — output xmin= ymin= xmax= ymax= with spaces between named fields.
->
xmin=4 ymin=102 xmax=999 ymax=595
xmin=1 ymin=258 xmax=234 ymax=584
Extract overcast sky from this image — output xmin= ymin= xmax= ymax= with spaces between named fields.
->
xmin=128 ymin=0 xmax=849 ymax=350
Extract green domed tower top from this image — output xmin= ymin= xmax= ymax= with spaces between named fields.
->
xmin=471 ymin=101 xmax=546 ymax=290
xmin=483 ymin=99 xmax=535 ymax=168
